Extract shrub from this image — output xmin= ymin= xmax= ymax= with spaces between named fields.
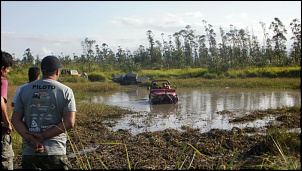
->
xmin=204 ymin=73 xmax=218 ymax=79
xmin=283 ymin=67 xmax=300 ymax=78
xmin=245 ymin=69 xmax=258 ymax=78
xmin=88 ymin=73 xmax=107 ymax=82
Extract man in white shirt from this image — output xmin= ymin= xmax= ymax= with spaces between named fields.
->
xmin=12 ymin=56 xmax=76 ymax=169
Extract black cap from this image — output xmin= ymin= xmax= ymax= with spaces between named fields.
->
xmin=41 ymin=56 xmax=63 ymax=72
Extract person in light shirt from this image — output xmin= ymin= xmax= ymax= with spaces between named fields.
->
xmin=12 ymin=56 xmax=76 ymax=170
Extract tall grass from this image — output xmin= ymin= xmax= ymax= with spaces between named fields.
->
xmin=140 ymin=68 xmax=208 ymax=79
xmin=138 ymin=67 xmax=300 ymax=80
xmin=7 ymin=66 xmax=300 ymax=86
xmin=176 ymin=143 xmax=213 ymax=170
xmin=145 ymin=77 xmax=300 ymax=89
xmin=67 ymin=127 xmax=93 ymax=170
xmin=258 ymin=126 xmax=301 ymax=170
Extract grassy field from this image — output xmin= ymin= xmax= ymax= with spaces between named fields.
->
xmin=6 ymin=66 xmax=301 ymax=85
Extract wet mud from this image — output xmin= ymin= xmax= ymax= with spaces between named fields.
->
xmin=13 ymin=107 xmax=300 ymax=170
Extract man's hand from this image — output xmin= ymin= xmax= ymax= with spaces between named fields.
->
xmin=1 ymin=121 xmax=12 ymax=133
xmin=27 ymin=132 xmax=44 ymax=142
xmin=25 ymin=132 xmax=45 ymax=153
xmin=29 ymin=139 xmax=45 ymax=153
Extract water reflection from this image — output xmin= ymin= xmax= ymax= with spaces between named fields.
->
xmin=86 ymin=87 xmax=301 ymax=135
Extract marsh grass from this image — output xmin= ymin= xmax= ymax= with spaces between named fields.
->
xmin=67 ymin=129 xmax=132 ymax=170
xmin=7 ymin=66 xmax=300 ymax=86
xmin=262 ymin=126 xmax=301 ymax=170
xmin=138 ymin=67 xmax=300 ymax=80
xmin=176 ymin=143 xmax=213 ymax=170
xmin=66 ymin=82 xmax=120 ymax=93
xmin=140 ymin=68 xmax=208 ymax=79
xmin=68 ymin=136 xmax=220 ymax=170
xmin=66 ymin=126 xmax=300 ymax=170
xmin=67 ymin=127 xmax=93 ymax=170
xmin=96 ymin=142 xmax=131 ymax=170
xmin=143 ymin=77 xmax=300 ymax=89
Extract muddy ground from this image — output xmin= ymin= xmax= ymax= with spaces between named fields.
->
xmin=13 ymin=106 xmax=300 ymax=170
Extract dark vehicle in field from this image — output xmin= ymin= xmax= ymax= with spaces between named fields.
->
xmin=148 ymin=80 xmax=178 ymax=104
xmin=113 ymin=73 xmax=143 ymax=85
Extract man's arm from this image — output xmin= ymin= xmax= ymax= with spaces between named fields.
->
xmin=11 ymin=88 xmax=19 ymax=107
xmin=40 ymin=111 xmax=76 ymax=140
xmin=1 ymin=96 xmax=12 ymax=131
xmin=12 ymin=110 xmax=45 ymax=153
xmin=26 ymin=111 xmax=76 ymax=143
xmin=11 ymin=110 xmax=29 ymax=139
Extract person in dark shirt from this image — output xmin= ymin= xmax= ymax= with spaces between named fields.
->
xmin=1 ymin=51 xmax=14 ymax=170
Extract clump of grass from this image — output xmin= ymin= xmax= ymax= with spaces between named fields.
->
xmin=67 ymin=127 xmax=93 ymax=170
xmin=176 ymin=143 xmax=213 ymax=170
xmin=244 ymin=126 xmax=301 ymax=170
xmin=94 ymin=142 xmax=131 ymax=170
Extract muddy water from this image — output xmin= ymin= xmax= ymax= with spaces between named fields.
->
xmin=87 ymin=87 xmax=301 ymax=135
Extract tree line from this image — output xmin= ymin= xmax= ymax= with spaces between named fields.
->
xmin=17 ymin=17 xmax=301 ymax=74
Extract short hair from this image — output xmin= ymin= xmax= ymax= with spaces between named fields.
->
xmin=28 ymin=67 xmax=40 ymax=82
xmin=41 ymin=55 xmax=63 ymax=72
xmin=1 ymin=51 xmax=14 ymax=68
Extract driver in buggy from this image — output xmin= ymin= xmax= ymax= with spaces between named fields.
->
xmin=163 ymin=83 xmax=170 ymax=89
xmin=152 ymin=82 xmax=158 ymax=89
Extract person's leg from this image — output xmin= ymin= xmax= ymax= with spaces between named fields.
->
xmin=1 ymin=156 xmax=14 ymax=170
xmin=1 ymin=133 xmax=14 ymax=170
xmin=22 ymin=155 xmax=72 ymax=170
xmin=22 ymin=156 xmax=42 ymax=169
xmin=42 ymin=155 xmax=72 ymax=170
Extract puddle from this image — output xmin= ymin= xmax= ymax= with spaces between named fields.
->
xmin=85 ymin=87 xmax=301 ymax=135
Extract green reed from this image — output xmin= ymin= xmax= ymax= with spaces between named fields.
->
xmin=176 ymin=143 xmax=213 ymax=170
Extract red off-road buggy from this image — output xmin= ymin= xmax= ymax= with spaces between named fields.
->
xmin=148 ymin=80 xmax=178 ymax=104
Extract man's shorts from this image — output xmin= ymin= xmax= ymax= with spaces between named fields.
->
xmin=1 ymin=132 xmax=14 ymax=170
xmin=22 ymin=155 xmax=72 ymax=170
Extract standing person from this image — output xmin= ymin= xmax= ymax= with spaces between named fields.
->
xmin=1 ymin=51 xmax=14 ymax=170
xmin=11 ymin=67 xmax=40 ymax=107
xmin=12 ymin=55 xmax=76 ymax=170
xmin=81 ymin=71 xmax=88 ymax=78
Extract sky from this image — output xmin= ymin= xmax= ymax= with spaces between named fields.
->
xmin=1 ymin=1 xmax=301 ymax=60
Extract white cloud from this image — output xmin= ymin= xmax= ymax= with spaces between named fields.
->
xmin=225 ymin=12 xmax=248 ymax=20
xmin=41 ymin=47 xmax=53 ymax=56
xmin=182 ymin=11 xmax=203 ymax=18
xmin=117 ymin=17 xmax=143 ymax=26
xmin=110 ymin=12 xmax=203 ymax=31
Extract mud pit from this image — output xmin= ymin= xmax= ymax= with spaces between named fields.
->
xmin=13 ymin=107 xmax=300 ymax=169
